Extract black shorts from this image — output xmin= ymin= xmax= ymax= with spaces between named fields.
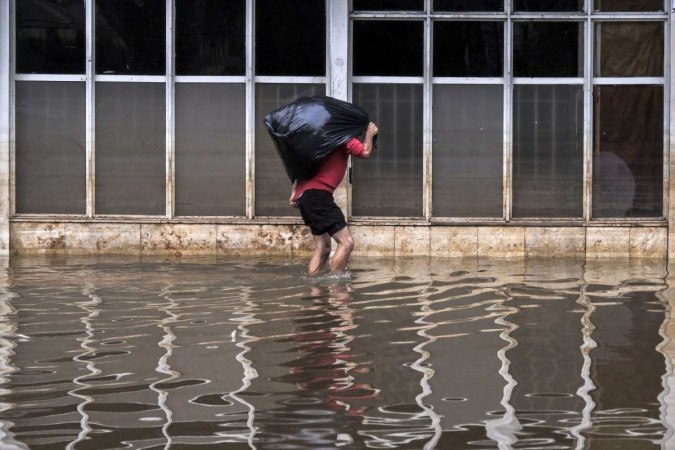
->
xmin=298 ymin=189 xmax=347 ymax=236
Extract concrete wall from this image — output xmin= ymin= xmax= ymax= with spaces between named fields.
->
xmin=9 ymin=222 xmax=667 ymax=259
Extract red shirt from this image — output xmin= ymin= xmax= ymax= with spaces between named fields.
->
xmin=293 ymin=137 xmax=367 ymax=201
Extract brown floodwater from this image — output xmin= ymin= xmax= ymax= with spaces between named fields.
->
xmin=0 ymin=255 xmax=671 ymax=449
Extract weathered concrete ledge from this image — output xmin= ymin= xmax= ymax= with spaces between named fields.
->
xmin=9 ymin=222 xmax=668 ymax=259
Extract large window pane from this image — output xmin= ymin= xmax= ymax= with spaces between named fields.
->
xmin=595 ymin=23 xmax=663 ymax=77
xmin=432 ymin=85 xmax=503 ymax=217
xmin=255 ymin=0 xmax=325 ymax=76
xmin=95 ymin=0 xmax=165 ymax=75
xmin=353 ymin=0 xmax=424 ymax=10
xmin=175 ymin=0 xmax=245 ymax=75
xmin=16 ymin=0 xmax=85 ymax=74
xmin=434 ymin=0 xmax=503 ymax=11
xmin=352 ymin=84 xmax=423 ymax=217
xmin=513 ymin=0 xmax=582 ymax=11
xmin=95 ymin=83 xmax=165 ymax=215
xmin=513 ymin=85 xmax=583 ymax=218
xmin=434 ymin=22 xmax=503 ymax=77
xmin=255 ymin=84 xmax=325 ymax=216
xmin=15 ymin=82 xmax=86 ymax=214
xmin=513 ymin=22 xmax=583 ymax=77
xmin=353 ymin=21 xmax=423 ymax=77
xmin=175 ymin=84 xmax=246 ymax=216
xmin=592 ymin=86 xmax=663 ymax=218
xmin=595 ymin=0 xmax=663 ymax=11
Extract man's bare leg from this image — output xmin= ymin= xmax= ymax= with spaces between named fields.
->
xmin=330 ymin=226 xmax=355 ymax=273
xmin=308 ymin=233 xmax=331 ymax=276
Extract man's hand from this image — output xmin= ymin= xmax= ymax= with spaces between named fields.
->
xmin=367 ymin=122 xmax=378 ymax=136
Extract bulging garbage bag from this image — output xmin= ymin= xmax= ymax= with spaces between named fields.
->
xmin=264 ymin=95 xmax=370 ymax=182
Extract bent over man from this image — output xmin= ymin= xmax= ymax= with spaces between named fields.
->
xmin=290 ymin=122 xmax=378 ymax=276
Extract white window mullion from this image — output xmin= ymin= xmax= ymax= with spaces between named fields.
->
xmin=423 ymin=4 xmax=432 ymax=221
xmin=583 ymin=12 xmax=592 ymax=222
xmin=664 ymin=6 xmax=671 ymax=221
xmin=245 ymin=0 xmax=255 ymax=219
xmin=86 ymin=0 xmax=95 ymax=217
xmin=504 ymin=3 xmax=513 ymax=222
xmin=166 ymin=0 xmax=175 ymax=219
xmin=4 ymin=0 xmax=14 ymax=224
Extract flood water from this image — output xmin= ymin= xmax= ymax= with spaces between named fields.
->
xmin=0 ymin=255 xmax=672 ymax=449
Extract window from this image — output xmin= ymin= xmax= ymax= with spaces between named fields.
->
xmin=9 ymin=1 xmax=668 ymax=225
xmin=353 ymin=21 xmax=423 ymax=77
xmin=175 ymin=84 xmax=246 ymax=216
xmin=592 ymin=86 xmax=663 ymax=218
xmin=353 ymin=0 xmax=424 ymax=10
xmin=434 ymin=22 xmax=503 ymax=77
xmin=433 ymin=0 xmax=503 ymax=11
xmin=594 ymin=0 xmax=663 ymax=12
xmin=175 ymin=0 xmax=245 ymax=76
xmin=352 ymin=84 xmax=424 ymax=217
xmin=513 ymin=86 xmax=584 ymax=218
xmin=15 ymin=82 xmax=86 ymax=214
xmin=95 ymin=0 xmax=165 ymax=75
xmin=594 ymin=22 xmax=663 ymax=77
xmin=255 ymin=0 xmax=325 ymax=76
xmin=95 ymin=83 xmax=166 ymax=215
xmin=513 ymin=0 xmax=583 ymax=11
xmin=513 ymin=22 xmax=583 ymax=78
xmin=432 ymin=85 xmax=503 ymax=217
xmin=16 ymin=0 xmax=85 ymax=74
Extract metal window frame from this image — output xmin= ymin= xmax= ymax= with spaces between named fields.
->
xmin=348 ymin=0 xmax=671 ymax=225
xmin=3 ymin=0 xmax=672 ymax=228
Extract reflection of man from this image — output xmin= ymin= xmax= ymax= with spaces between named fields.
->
xmin=290 ymin=122 xmax=378 ymax=276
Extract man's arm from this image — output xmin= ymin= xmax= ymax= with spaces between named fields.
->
xmin=289 ymin=179 xmax=298 ymax=208
xmin=361 ymin=122 xmax=378 ymax=158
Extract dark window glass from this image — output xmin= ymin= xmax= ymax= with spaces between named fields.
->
xmin=15 ymin=82 xmax=86 ymax=214
xmin=96 ymin=83 xmax=165 ymax=215
xmin=255 ymin=84 xmax=325 ymax=217
xmin=95 ymin=0 xmax=165 ymax=75
xmin=595 ymin=23 xmax=663 ymax=77
xmin=434 ymin=22 xmax=503 ymax=77
xmin=513 ymin=22 xmax=582 ymax=77
xmin=353 ymin=21 xmax=423 ymax=76
xmin=16 ymin=0 xmax=85 ymax=74
xmin=432 ymin=85 xmax=503 ymax=217
xmin=513 ymin=0 xmax=582 ymax=11
xmin=433 ymin=0 xmax=503 ymax=11
xmin=352 ymin=84 xmax=423 ymax=217
xmin=175 ymin=0 xmax=245 ymax=75
xmin=353 ymin=0 xmax=424 ymax=10
xmin=513 ymin=85 xmax=583 ymax=218
xmin=595 ymin=0 xmax=663 ymax=11
xmin=592 ymin=86 xmax=663 ymax=218
xmin=255 ymin=0 xmax=325 ymax=76
xmin=175 ymin=84 xmax=246 ymax=216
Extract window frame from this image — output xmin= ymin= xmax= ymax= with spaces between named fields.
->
xmin=5 ymin=0 xmax=671 ymax=227
xmin=349 ymin=0 xmax=670 ymax=225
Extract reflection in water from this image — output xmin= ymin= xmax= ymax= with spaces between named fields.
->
xmin=0 ymin=256 xmax=670 ymax=449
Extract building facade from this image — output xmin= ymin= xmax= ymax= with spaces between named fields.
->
xmin=0 ymin=0 xmax=673 ymax=259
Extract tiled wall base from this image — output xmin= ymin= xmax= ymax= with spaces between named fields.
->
xmin=9 ymin=222 xmax=668 ymax=259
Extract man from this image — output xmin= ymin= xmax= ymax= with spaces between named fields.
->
xmin=290 ymin=122 xmax=378 ymax=276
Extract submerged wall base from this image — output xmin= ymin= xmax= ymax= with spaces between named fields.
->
xmin=9 ymin=222 xmax=668 ymax=259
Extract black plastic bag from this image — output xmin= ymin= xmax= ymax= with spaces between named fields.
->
xmin=264 ymin=95 xmax=370 ymax=182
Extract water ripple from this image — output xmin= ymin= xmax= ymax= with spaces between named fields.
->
xmin=0 ymin=256 xmax=668 ymax=449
